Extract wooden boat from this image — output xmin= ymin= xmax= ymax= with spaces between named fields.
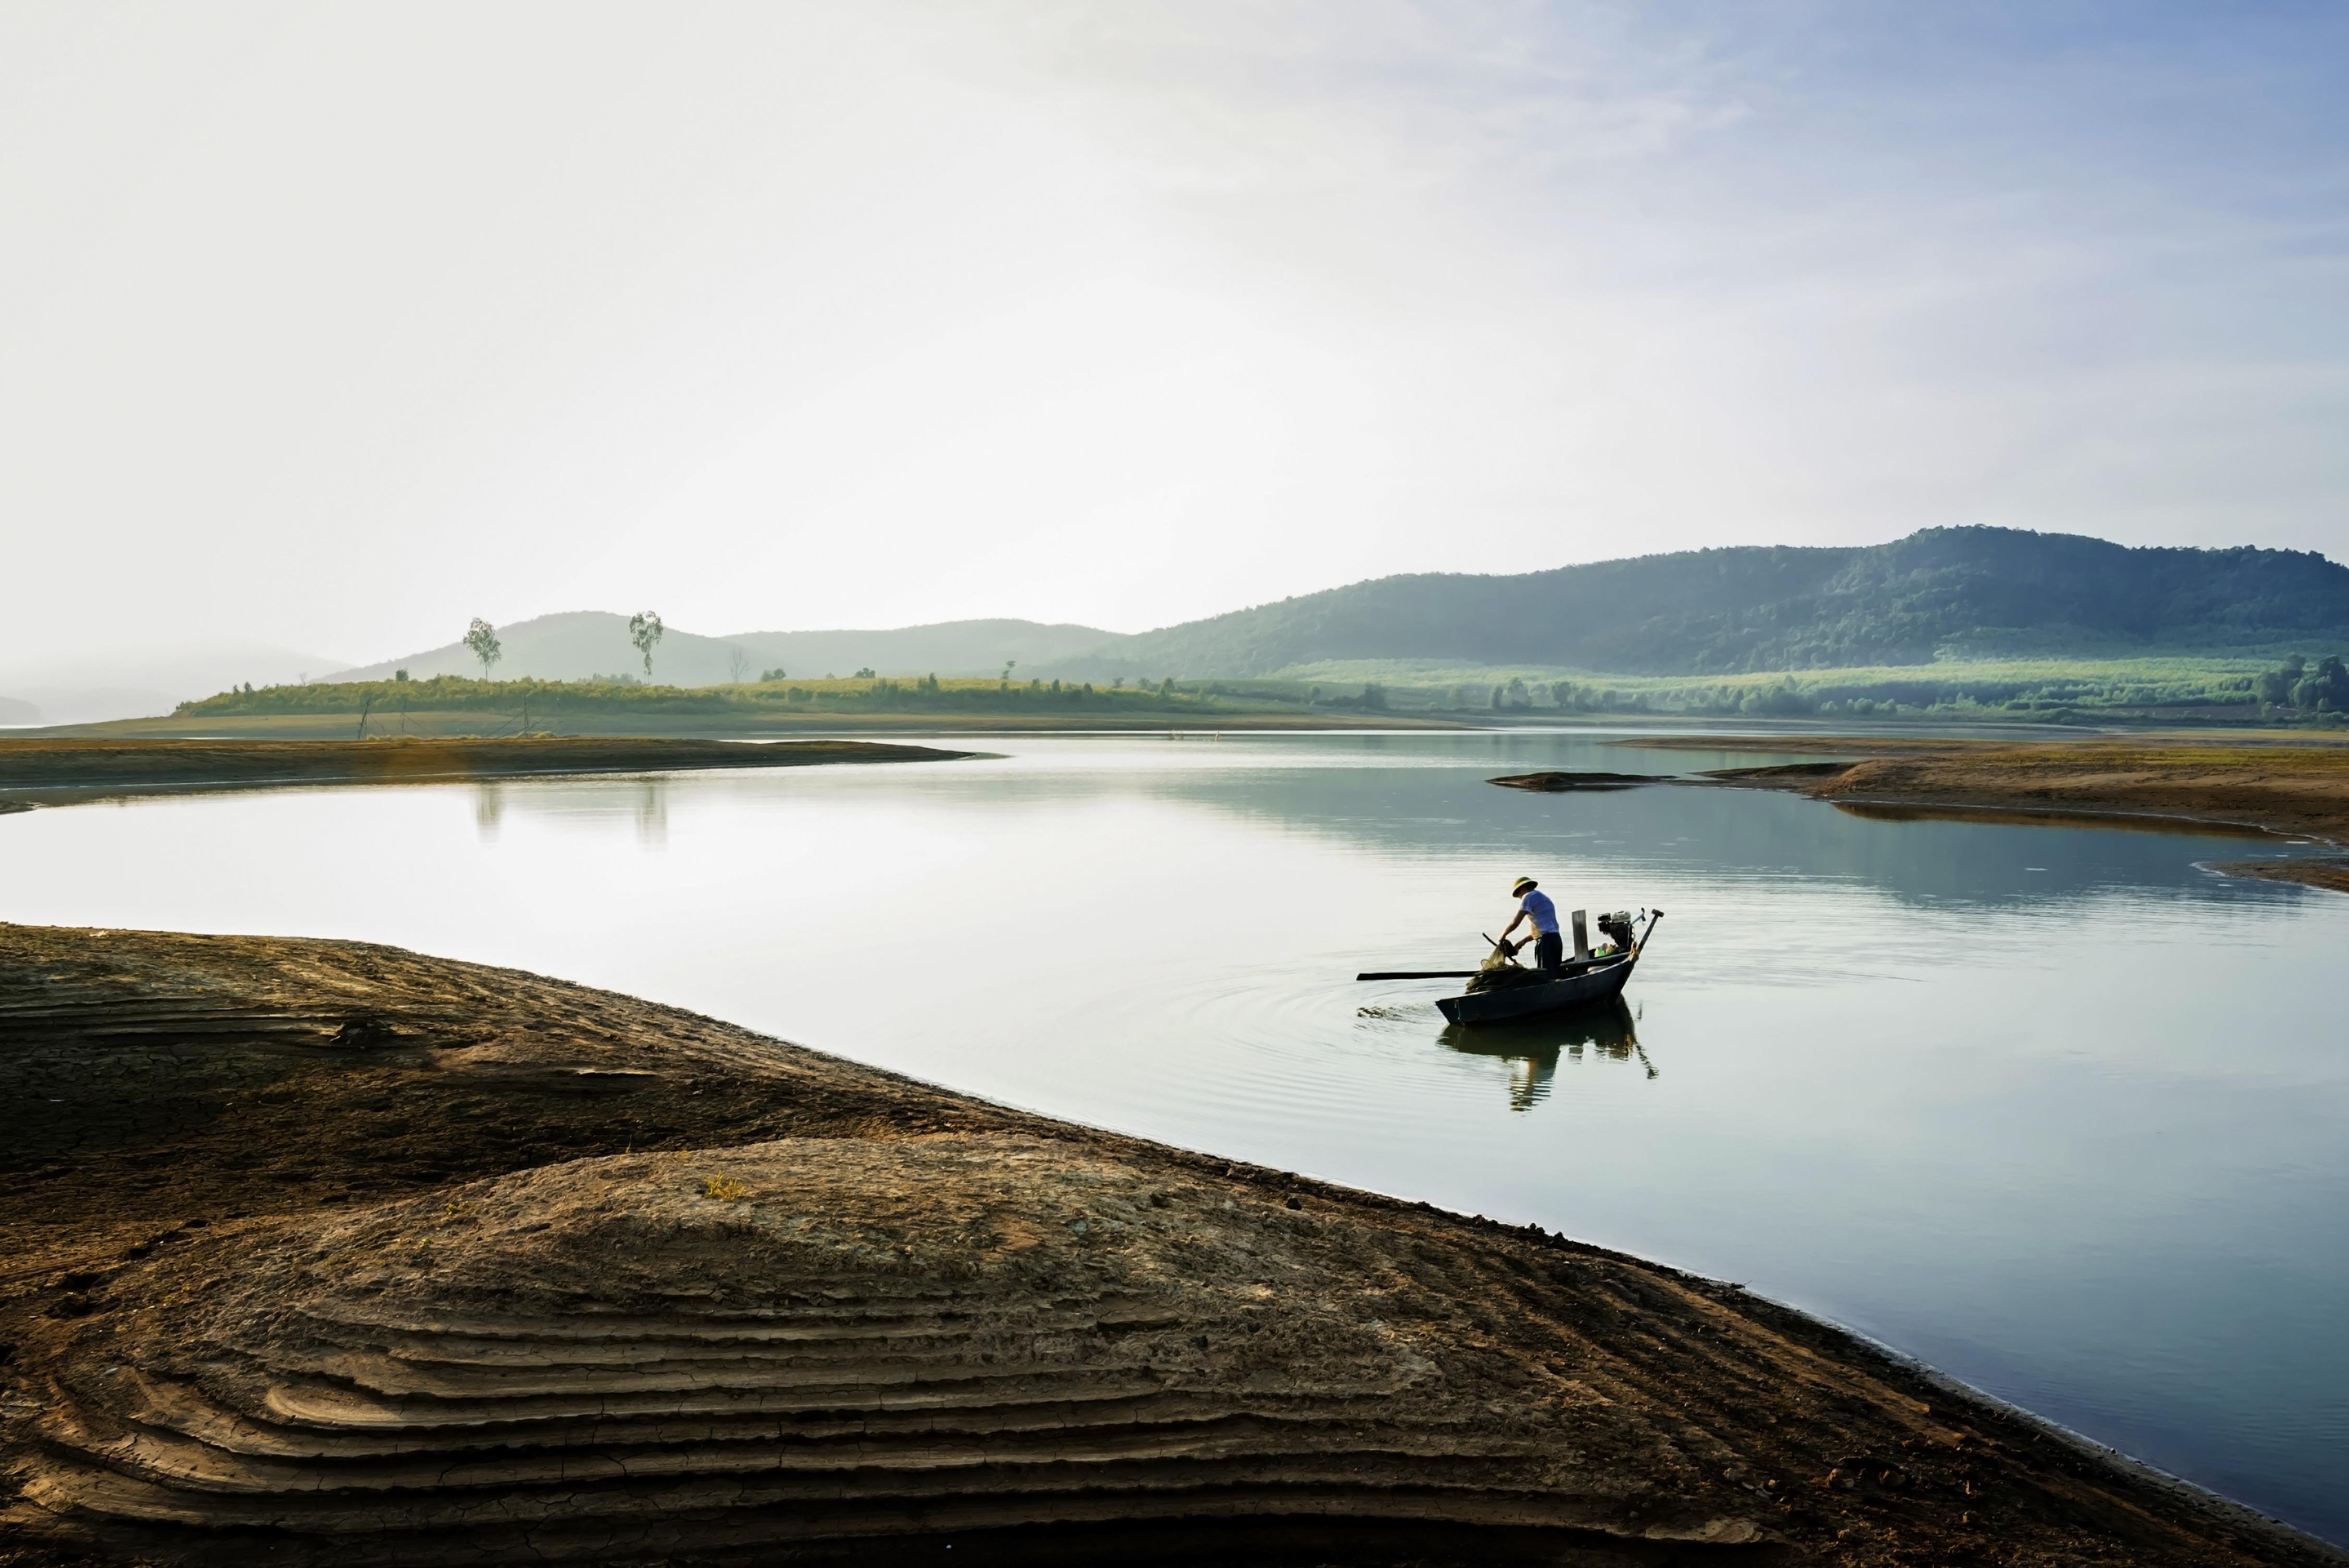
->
xmin=1434 ymin=911 xmax=1662 ymax=1027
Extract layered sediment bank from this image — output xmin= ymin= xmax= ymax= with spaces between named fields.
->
xmin=1 ymin=926 xmax=2337 ymax=1565
xmin=1611 ymin=737 xmax=2349 ymax=892
xmin=0 ymin=736 xmax=970 ymax=807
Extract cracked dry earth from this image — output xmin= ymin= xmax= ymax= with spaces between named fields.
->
xmin=0 ymin=925 xmax=2339 ymax=1567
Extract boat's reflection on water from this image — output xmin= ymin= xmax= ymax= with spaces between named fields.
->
xmin=1438 ymin=996 xmax=1652 ymax=1111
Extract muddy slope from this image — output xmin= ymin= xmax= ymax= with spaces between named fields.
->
xmin=1 ymin=925 xmax=2338 ymax=1567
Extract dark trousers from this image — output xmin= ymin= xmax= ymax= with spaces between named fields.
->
xmin=1534 ymin=931 xmax=1564 ymax=971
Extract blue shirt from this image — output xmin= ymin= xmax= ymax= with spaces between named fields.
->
xmin=1519 ymin=888 xmax=1559 ymax=934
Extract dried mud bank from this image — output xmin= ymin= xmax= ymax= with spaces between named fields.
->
xmin=2 ymin=926 xmax=2340 ymax=1568
xmin=64 ymin=712 xmax=1465 ymax=742
xmin=0 ymin=737 xmax=971 ymax=807
xmin=1623 ymin=738 xmax=2349 ymax=894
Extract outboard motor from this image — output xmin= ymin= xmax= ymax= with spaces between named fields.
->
xmin=1596 ymin=911 xmax=1637 ymax=952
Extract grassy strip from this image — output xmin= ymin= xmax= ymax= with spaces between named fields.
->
xmin=1271 ymin=654 xmax=2349 ymax=726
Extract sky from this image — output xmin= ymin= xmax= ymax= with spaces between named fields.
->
xmin=5 ymin=0 xmax=2348 ymax=674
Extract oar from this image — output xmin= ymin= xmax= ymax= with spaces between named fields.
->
xmin=1363 ymin=932 xmax=1512 ymax=982
xmin=1359 ymin=923 xmax=1547 ymax=982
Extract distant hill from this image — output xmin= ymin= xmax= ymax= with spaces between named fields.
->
xmin=327 ymin=528 xmax=2349 ymax=697
xmin=727 ymin=620 xmax=1123 ymax=679
xmin=335 ymin=613 xmax=1124 ymax=687
xmin=336 ymin=612 xmax=747 ymax=685
xmin=1048 ymin=528 xmax=2349 ymax=679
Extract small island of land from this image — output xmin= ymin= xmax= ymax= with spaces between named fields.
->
xmin=2 ymin=923 xmax=2337 ymax=1566
xmin=1488 ymin=771 xmax=1662 ymax=792
xmin=0 ymin=735 xmax=972 ymax=809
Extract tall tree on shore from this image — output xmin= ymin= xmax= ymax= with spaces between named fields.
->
xmin=629 ymin=611 xmax=665 ymax=679
xmin=463 ymin=618 xmax=502 ymax=679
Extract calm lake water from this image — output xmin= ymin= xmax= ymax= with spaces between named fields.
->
xmin=6 ymin=729 xmax=2346 ymax=1541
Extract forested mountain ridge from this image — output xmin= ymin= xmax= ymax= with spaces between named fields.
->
xmin=1060 ymin=528 xmax=2349 ymax=678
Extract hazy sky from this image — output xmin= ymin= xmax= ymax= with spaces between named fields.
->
xmin=7 ymin=1 xmax=2347 ymax=667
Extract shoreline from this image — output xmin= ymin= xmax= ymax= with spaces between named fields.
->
xmin=0 ymin=735 xmax=974 ymax=809
xmin=2212 ymin=858 xmax=2349 ymax=893
xmin=2 ymin=923 xmax=2339 ymax=1566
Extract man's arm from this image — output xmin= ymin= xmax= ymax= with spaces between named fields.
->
xmin=1496 ymin=911 xmax=1527 ymax=957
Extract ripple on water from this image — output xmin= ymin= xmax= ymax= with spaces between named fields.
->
xmin=1127 ymin=957 xmax=1659 ymax=1139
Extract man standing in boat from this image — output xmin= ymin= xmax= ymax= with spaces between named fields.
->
xmin=1499 ymin=875 xmax=1563 ymax=972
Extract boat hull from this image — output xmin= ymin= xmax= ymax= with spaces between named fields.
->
xmin=1435 ymin=953 xmax=1637 ymax=1026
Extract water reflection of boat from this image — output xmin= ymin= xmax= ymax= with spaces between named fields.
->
xmin=1434 ymin=911 xmax=1661 ymax=1026
xmin=1440 ymin=996 xmax=1650 ymax=1111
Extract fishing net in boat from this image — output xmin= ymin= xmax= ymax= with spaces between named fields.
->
xmin=1464 ymin=952 xmax=1551 ymax=994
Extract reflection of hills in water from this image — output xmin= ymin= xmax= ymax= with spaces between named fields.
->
xmin=1079 ymin=738 xmax=2316 ymax=911
xmin=1440 ymin=995 xmax=1651 ymax=1112
xmin=474 ymin=778 xmax=669 ymax=845
xmin=457 ymin=732 xmax=2320 ymax=911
